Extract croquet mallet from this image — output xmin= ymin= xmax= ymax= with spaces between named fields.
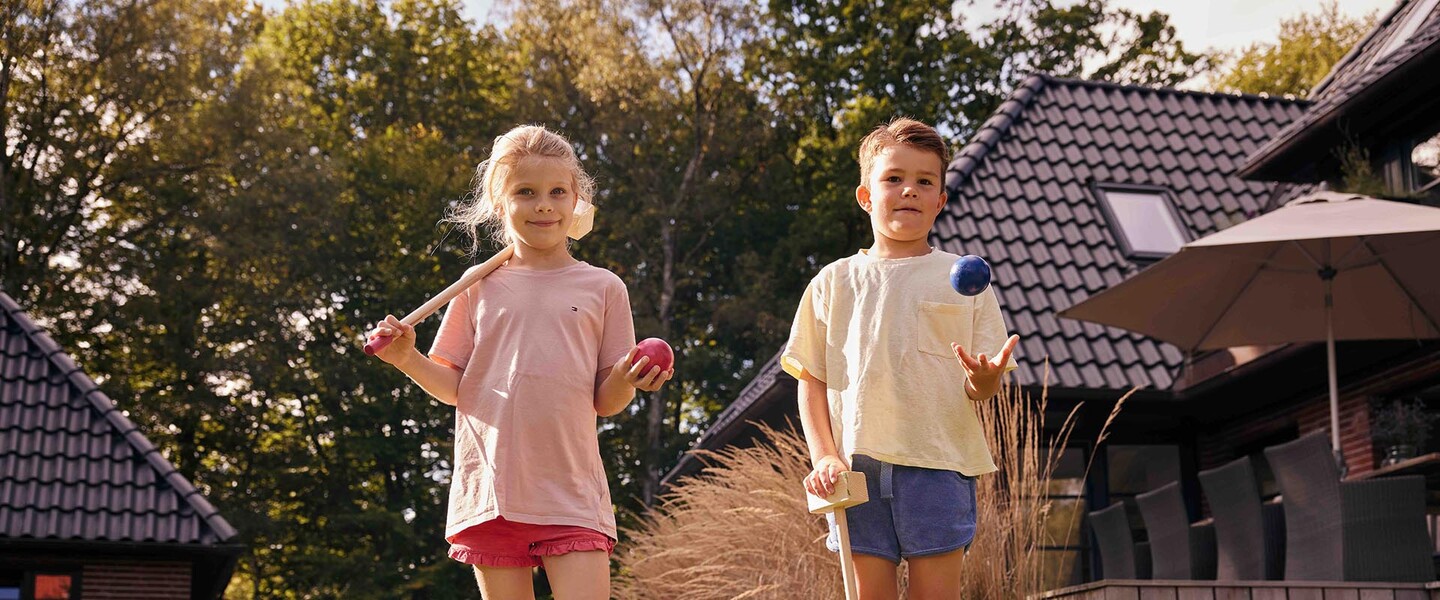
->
xmin=808 ymin=470 xmax=869 ymax=600
xmin=362 ymin=200 xmax=596 ymax=355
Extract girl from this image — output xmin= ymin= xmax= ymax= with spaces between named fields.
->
xmin=370 ymin=125 xmax=671 ymax=599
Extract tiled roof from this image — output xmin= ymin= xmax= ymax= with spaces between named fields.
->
xmin=941 ymin=75 xmax=1311 ymax=391
xmin=668 ymin=76 xmax=1311 ymax=484
xmin=0 ymin=291 xmax=238 ymax=545
xmin=1240 ymin=0 xmax=1440 ymax=179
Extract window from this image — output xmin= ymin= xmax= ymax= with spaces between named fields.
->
xmin=31 ymin=575 xmax=73 ymax=600
xmin=0 ymin=570 xmax=20 ymax=600
xmin=0 ymin=570 xmax=77 ymax=600
xmin=1375 ymin=0 xmax=1440 ymax=63
xmin=1090 ymin=183 xmax=1191 ymax=261
xmin=1412 ymin=130 xmax=1440 ymax=197
xmin=1039 ymin=447 xmax=1089 ymax=589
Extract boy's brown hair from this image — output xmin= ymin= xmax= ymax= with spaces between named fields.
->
xmin=857 ymin=117 xmax=950 ymax=185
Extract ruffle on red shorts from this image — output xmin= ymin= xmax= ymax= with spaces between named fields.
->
xmin=447 ymin=546 xmax=539 ymax=568
xmin=448 ymin=516 xmax=615 ymax=568
xmin=532 ymin=537 xmax=615 ymax=557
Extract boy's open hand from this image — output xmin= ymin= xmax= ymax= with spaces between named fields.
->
xmin=953 ymin=334 xmax=1019 ymax=400
xmin=804 ymin=454 xmax=852 ymax=498
xmin=615 ymin=347 xmax=674 ymax=393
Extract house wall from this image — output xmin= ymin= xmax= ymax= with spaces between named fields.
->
xmin=81 ymin=561 xmax=190 ymax=600
xmin=1195 ymin=392 xmax=1377 ymax=479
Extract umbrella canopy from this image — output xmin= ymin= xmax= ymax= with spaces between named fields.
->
xmin=1060 ymin=192 xmax=1440 ymax=454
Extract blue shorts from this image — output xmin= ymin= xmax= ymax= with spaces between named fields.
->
xmin=825 ymin=454 xmax=978 ymax=564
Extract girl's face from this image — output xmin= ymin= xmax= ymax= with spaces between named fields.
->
xmin=498 ymin=156 xmax=579 ymax=252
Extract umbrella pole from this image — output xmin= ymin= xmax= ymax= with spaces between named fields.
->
xmin=1324 ymin=273 xmax=1345 ymax=473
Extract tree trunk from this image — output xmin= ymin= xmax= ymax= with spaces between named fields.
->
xmin=642 ymin=217 xmax=677 ymax=505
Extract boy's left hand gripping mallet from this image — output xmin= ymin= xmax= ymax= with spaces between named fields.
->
xmin=363 ymin=201 xmax=596 ymax=355
xmin=808 ymin=471 xmax=869 ymax=600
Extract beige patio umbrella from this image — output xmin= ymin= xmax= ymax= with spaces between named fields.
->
xmin=1060 ymin=192 xmax=1440 ymax=456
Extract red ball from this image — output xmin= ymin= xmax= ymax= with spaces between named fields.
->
xmin=635 ymin=338 xmax=674 ymax=372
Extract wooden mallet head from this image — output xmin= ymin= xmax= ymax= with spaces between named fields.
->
xmin=808 ymin=471 xmax=869 ymax=514
xmin=808 ymin=471 xmax=868 ymax=600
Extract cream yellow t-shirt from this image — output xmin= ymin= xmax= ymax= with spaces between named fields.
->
xmin=781 ymin=248 xmax=1016 ymax=476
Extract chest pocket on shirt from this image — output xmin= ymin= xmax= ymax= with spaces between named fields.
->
xmin=917 ymin=301 xmax=971 ymax=358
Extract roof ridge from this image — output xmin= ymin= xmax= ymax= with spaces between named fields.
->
xmin=0 ymin=291 xmax=238 ymax=543
xmin=946 ymin=73 xmax=1050 ymax=190
xmin=1239 ymin=15 xmax=1440 ymax=179
xmin=946 ymin=73 xmax=1310 ymax=195
xmin=1042 ymin=74 xmax=1312 ymax=105
xmin=1308 ymin=0 xmax=1409 ymax=98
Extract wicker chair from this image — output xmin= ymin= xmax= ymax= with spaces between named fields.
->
xmin=1089 ymin=501 xmax=1145 ymax=579
xmin=1264 ymin=431 xmax=1432 ymax=581
xmin=1136 ymin=481 xmax=1217 ymax=579
xmin=1197 ymin=456 xmax=1285 ymax=580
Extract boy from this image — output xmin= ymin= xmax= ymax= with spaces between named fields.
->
xmin=782 ymin=118 xmax=1019 ymax=599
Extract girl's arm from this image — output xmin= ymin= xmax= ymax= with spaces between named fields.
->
xmin=595 ymin=347 xmax=672 ymax=417
xmin=372 ymin=314 xmax=464 ymax=406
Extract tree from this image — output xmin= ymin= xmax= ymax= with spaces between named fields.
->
xmin=2 ymin=0 xmax=1215 ymax=595
xmin=1213 ymin=1 xmax=1374 ymax=98
xmin=211 ymin=1 xmax=517 ymax=596
xmin=0 ymin=0 xmax=256 ymax=318
xmin=505 ymin=0 xmax=796 ymax=508
xmin=747 ymin=0 xmax=1211 ymax=314
xmin=5 ymin=0 xmax=517 ymax=596
xmin=988 ymin=0 xmax=1210 ymax=90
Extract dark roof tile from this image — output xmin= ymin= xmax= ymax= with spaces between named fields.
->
xmin=938 ymin=78 xmax=1308 ymax=392
xmin=0 ymin=291 xmax=237 ymax=545
xmin=1243 ymin=0 xmax=1440 ymax=177
xmin=944 ymin=84 xmax=1307 ymax=391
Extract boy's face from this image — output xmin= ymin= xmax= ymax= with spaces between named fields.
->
xmin=499 ymin=156 xmax=578 ymax=251
xmin=856 ymin=145 xmax=947 ymax=246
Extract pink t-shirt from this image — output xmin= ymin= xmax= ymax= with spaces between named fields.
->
xmin=429 ymin=260 xmax=635 ymax=541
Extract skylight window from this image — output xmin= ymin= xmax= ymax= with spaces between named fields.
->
xmin=1376 ymin=0 xmax=1440 ymax=62
xmin=1091 ymin=183 xmax=1190 ymax=261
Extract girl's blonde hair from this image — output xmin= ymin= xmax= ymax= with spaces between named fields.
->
xmin=448 ymin=124 xmax=596 ymax=255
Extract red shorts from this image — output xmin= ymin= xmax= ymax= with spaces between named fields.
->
xmin=447 ymin=516 xmax=615 ymax=568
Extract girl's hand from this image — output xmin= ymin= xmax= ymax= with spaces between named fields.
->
xmin=369 ymin=315 xmax=417 ymax=366
xmin=615 ymin=347 xmax=673 ymax=392
xmin=804 ymin=454 xmax=852 ymax=498
xmin=953 ymin=334 xmax=1019 ymax=400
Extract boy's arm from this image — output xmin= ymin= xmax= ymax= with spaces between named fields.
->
xmin=954 ymin=334 xmax=1019 ymax=401
xmin=796 ymin=369 xmax=849 ymax=497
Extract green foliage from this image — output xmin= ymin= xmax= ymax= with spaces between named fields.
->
xmin=987 ymin=0 xmax=1210 ymax=89
xmin=749 ymin=0 xmax=1210 ymax=306
xmin=1213 ymin=1 xmax=1374 ymax=98
xmin=1372 ymin=398 xmax=1439 ymax=449
xmin=1335 ymin=142 xmax=1390 ymax=198
xmin=1 ymin=0 xmax=1210 ymax=596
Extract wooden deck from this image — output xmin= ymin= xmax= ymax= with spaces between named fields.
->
xmin=1033 ymin=580 xmax=1440 ymax=600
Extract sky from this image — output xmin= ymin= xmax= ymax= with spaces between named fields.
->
xmin=1037 ymin=0 xmax=1394 ymax=53
xmin=258 ymin=0 xmax=1398 ymax=56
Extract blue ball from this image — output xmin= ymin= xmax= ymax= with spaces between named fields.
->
xmin=950 ymin=255 xmax=992 ymax=296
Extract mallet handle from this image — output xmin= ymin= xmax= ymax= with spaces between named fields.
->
xmin=835 ymin=509 xmax=859 ymax=600
xmin=363 ymin=244 xmax=516 ymax=355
